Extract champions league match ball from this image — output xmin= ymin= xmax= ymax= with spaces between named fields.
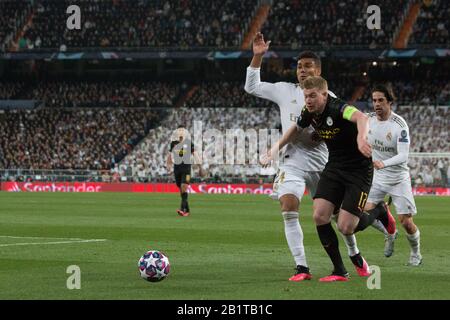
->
xmin=138 ymin=250 xmax=170 ymax=282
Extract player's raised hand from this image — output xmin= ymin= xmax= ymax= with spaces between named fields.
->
xmin=252 ymin=32 xmax=271 ymax=56
xmin=357 ymin=136 xmax=372 ymax=158
xmin=260 ymin=150 xmax=273 ymax=168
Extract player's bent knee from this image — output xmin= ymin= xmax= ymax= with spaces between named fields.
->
xmin=313 ymin=211 xmax=330 ymax=225
xmin=400 ymin=216 xmax=415 ymax=231
xmin=279 ymin=194 xmax=299 ymax=212
xmin=337 ymin=223 xmax=354 ymax=235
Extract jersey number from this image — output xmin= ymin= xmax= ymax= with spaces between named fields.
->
xmin=358 ymin=192 xmax=368 ymax=211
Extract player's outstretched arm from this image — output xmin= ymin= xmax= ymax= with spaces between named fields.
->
xmin=244 ymin=33 xmax=281 ymax=103
xmin=344 ymin=106 xmax=372 ymax=158
xmin=260 ymin=124 xmax=301 ymax=167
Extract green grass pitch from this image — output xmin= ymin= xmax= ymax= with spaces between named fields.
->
xmin=0 ymin=192 xmax=449 ymax=300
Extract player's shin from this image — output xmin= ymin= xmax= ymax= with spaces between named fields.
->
xmin=282 ymin=211 xmax=307 ymax=268
xmin=181 ymin=192 xmax=189 ymax=212
xmin=316 ymin=223 xmax=347 ymax=275
xmin=371 ymin=219 xmax=389 ymax=236
xmin=342 ymin=234 xmax=359 ymax=256
xmin=406 ymin=228 xmax=421 ymax=255
xmin=355 ymin=203 xmax=386 ymax=232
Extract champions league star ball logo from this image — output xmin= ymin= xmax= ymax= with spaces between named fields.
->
xmin=326 ymin=116 xmax=333 ymax=126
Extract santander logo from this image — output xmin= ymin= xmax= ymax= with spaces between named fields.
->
xmin=21 ymin=183 xmax=101 ymax=192
xmin=197 ymin=184 xmax=272 ymax=194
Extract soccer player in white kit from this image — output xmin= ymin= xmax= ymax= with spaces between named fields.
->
xmin=366 ymin=84 xmax=422 ymax=266
xmin=244 ymin=32 xmax=369 ymax=281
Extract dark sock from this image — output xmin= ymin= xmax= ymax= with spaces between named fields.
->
xmin=296 ymin=265 xmax=310 ymax=274
xmin=350 ymin=252 xmax=364 ymax=268
xmin=316 ymin=223 xmax=347 ymax=275
xmin=355 ymin=203 xmax=386 ymax=232
xmin=181 ymin=192 xmax=189 ymax=212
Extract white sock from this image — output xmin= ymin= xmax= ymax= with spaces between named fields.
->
xmin=282 ymin=211 xmax=307 ymax=267
xmin=406 ymin=228 xmax=421 ymax=255
xmin=342 ymin=234 xmax=359 ymax=256
xmin=372 ymin=219 xmax=389 ymax=236
xmin=332 ymin=214 xmax=359 ymax=256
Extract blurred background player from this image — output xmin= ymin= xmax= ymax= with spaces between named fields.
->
xmin=269 ymin=76 xmax=396 ymax=281
xmin=166 ymin=126 xmax=197 ymax=217
xmin=245 ymin=32 xmax=366 ymax=281
xmin=366 ymin=84 xmax=422 ymax=266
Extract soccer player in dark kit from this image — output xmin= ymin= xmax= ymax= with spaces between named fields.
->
xmin=266 ymin=76 xmax=396 ymax=281
xmin=166 ymin=126 xmax=196 ymax=217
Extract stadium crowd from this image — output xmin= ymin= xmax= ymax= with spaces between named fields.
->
xmin=24 ymin=81 xmax=181 ymax=108
xmin=0 ymin=0 xmax=32 ymax=52
xmin=1 ymin=0 xmax=448 ymax=52
xmin=410 ymin=0 xmax=450 ymax=46
xmin=360 ymin=80 xmax=450 ymax=106
xmin=0 ymin=108 xmax=163 ymax=170
xmin=16 ymin=0 xmax=258 ymax=50
xmin=261 ymin=0 xmax=408 ymax=48
xmin=121 ymin=106 xmax=280 ymax=183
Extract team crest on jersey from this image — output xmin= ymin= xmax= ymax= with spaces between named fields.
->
xmin=386 ymin=132 xmax=392 ymax=141
xmin=326 ymin=116 xmax=333 ymax=126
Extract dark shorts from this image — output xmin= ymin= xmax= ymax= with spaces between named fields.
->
xmin=314 ymin=165 xmax=373 ymax=217
xmin=174 ymin=167 xmax=191 ymax=188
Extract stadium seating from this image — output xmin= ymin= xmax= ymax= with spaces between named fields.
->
xmin=261 ymin=0 xmax=408 ymax=48
xmin=25 ymin=80 xmax=181 ymax=108
xmin=0 ymin=0 xmax=32 ymax=52
xmin=0 ymin=108 xmax=164 ymax=170
xmin=359 ymin=79 xmax=450 ymax=106
xmin=18 ymin=0 xmax=259 ymax=50
xmin=409 ymin=0 xmax=450 ymax=46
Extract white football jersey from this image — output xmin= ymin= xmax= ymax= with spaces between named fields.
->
xmin=245 ymin=66 xmax=329 ymax=172
xmin=368 ymin=111 xmax=411 ymax=185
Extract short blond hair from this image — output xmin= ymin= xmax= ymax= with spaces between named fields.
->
xmin=303 ymin=76 xmax=328 ymax=92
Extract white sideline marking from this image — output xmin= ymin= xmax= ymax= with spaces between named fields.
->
xmin=0 ymin=235 xmax=93 ymax=240
xmin=0 ymin=235 xmax=107 ymax=247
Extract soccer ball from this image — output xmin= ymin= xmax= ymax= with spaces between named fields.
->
xmin=138 ymin=250 xmax=170 ymax=282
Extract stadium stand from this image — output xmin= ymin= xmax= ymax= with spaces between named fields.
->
xmin=409 ymin=0 xmax=450 ymax=46
xmin=261 ymin=0 xmax=409 ymax=48
xmin=0 ymin=0 xmax=32 ymax=52
xmin=17 ymin=0 xmax=259 ymax=50
xmin=0 ymin=108 xmax=165 ymax=170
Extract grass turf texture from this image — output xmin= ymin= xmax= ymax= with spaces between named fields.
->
xmin=0 ymin=192 xmax=449 ymax=300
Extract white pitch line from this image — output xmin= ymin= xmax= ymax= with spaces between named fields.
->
xmin=0 ymin=235 xmax=89 ymax=241
xmin=0 ymin=239 xmax=107 ymax=247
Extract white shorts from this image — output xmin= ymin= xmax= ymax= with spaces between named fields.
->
xmin=271 ymin=166 xmax=321 ymax=201
xmin=367 ymin=178 xmax=417 ymax=215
